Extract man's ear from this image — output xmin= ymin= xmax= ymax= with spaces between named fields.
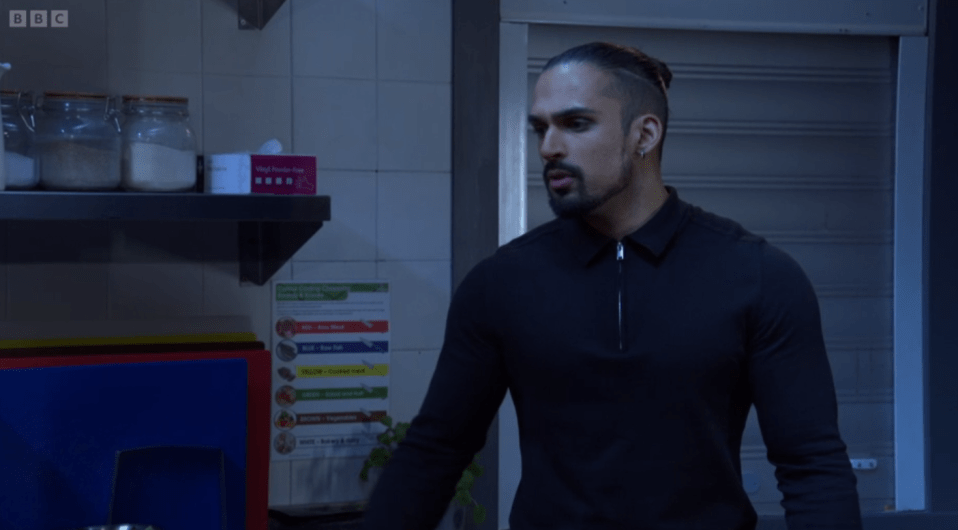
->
xmin=629 ymin=113 xmax=663 ymax=158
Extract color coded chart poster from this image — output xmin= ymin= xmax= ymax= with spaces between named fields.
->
xmin=270 ymin=281 xmax=390 ymax=461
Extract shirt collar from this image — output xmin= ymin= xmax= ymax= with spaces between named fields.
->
xmin=567 ymin=185 xmax=688 ymax=266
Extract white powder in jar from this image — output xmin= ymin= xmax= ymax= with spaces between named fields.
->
xmin=40 ymin=142 xmax=121 ymax=190
xmin=3 ymin=152 xmax=37 ymax=188
xmin=123 ymin=142 xmax=196 ymax=192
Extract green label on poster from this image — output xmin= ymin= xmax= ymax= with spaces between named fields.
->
xmin=276 ymin=283 xmax=389 ymax=301
xmin=298 ymin=387 xmax=388 ymax=400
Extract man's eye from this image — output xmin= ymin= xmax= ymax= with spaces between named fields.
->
xmin=531 ymin=119 xmax=588 ymax=136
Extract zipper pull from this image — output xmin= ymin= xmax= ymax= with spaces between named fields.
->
xmin=617 ymin=241 xmax=624 ymax=260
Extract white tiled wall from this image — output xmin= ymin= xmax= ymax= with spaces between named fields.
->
xmin=291 ymin=0 xmax=377 ymax=80
xmin=201 ymin=0 xmax=292 ymax=77
xmin=0 ymin=226 xmax=5 ymax=319
xmin=377 ymin=172 xmax=451 ymax=261
xmin=292 ymin=78 xmax=378 ymax=170
xmin=376 ymin=0 xmax=451 ymax=83
xmin=108 ymin=263 xmax=206 ymax=318
xmin=294 ymin=171 xmax=379 ymax=261
xmin=6 ymin=263 xmax=110 ymax=320
xmin=0 ymin=0 xmax=108 ymax=91
xmin=0 ymin=0 xmax=453 ymax=510
xmin=378 ymin=81 xmax=451 ymax=172
xmin=105 ymin=0 xmax=204 ymax=74
xmin=375 ymin=260 xmax=451 ymax=352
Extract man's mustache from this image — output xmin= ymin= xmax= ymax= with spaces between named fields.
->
xmin=543 ymin=161 xmax=581 ymax=179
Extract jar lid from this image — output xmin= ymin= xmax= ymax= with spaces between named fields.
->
xmin=0 ymin=90 xmax=33 ymax=106
xmin=1 ymin=89 xmax=32 ymax=98
xmin=122 ymin=95 xmax=188 ymax=105
xmin=43 ymin=91 xmax=110 ymax=101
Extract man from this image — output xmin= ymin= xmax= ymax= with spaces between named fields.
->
xmin=362 ymin=42 xmax=862 ymax=529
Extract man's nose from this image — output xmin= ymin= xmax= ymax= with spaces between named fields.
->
xmin=539 ymin=129 xmax=565 ymax=160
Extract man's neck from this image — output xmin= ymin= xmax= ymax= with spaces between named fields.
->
xmin=584 ymin=180 xmax=669 ymax=241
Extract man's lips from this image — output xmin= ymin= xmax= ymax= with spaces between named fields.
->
xmin=547 ymin=171 xmax=574 ymax=190
xmin=550 ymin=177 xmax=574 ymax=189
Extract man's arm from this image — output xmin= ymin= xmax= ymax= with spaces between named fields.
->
xmin=747 ymin=242 xmax=863 ymax=530
xmin=361 ymin=258 xmax=509 ymax=530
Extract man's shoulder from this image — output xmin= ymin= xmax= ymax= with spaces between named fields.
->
xmin=680 ymin=200 xmax=809 ymax=283
xmin=681 ymin=201 xmax=766 ymax=248
xmin=495 ymin=217 xmax=568 ymax=256
xmin=456 ymin=218 xmax=566 ymax=286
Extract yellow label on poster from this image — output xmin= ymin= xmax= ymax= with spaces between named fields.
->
xmin=296 ymin=364 xmax=389 ymax=377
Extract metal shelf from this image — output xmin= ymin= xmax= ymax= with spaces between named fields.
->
xmin=0 ymin=191 xmax=331 ymax=286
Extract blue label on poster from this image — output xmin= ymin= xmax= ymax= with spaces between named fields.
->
xmin=297 ymin=341 xmax=388 ymax=353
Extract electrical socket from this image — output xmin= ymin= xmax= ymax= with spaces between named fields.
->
xmin=850 ymin=458 xmax=878 ymax=470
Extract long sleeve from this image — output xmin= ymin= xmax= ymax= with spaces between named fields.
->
xmin=361 ymin=259 xmax=509 ymax=530
xmin=747 ymin=243 xmax=863 ymax=529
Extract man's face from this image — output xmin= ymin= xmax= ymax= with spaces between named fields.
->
xmin=529 ymin=61 xmax=633 ymax=219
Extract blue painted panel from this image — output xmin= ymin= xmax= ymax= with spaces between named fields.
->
xmin=0 ymin=359 xmax=247 ymax=530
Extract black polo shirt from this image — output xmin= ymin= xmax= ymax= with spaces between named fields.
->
xmin=362 ymin=186 xmax=862 ymax=530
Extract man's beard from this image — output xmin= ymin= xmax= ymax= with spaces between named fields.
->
xmin=545 ymin=157 xmax=632 ymax=219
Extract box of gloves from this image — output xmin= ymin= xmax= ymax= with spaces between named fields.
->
xmin=205 ymin=140 xmax=317 ymax=195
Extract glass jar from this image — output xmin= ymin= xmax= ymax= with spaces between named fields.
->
xmin=120 ymin=95 xmax=197 ymax=192
xmin=1 ymin=90 xmax=38 ymax=189
xmin=35 ymin=91 xmax=122 ymax=190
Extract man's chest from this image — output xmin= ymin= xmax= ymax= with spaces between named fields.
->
xmin=494 ymin=256 xmax=754 ymax=397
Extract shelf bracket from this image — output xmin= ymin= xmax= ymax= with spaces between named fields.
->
xmin=238 ymin=220 xmax=323 ymax=286
xmin=238 ymin=0 xmax=287 ymax=30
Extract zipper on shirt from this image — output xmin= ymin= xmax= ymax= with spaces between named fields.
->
xmin=617 ymin=241 xmax=624 ymax=351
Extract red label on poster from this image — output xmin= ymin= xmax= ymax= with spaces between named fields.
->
xmin=295 ymin=320 xmax=389 ymax=334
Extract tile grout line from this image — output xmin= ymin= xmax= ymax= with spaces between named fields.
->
xmin=288 ymin=0 xmax=295 ymax=155
xmin=2 ymin=221 xmax=6 ymax=320
xmin=199 ymin=0 xmax=208 ymax=310
xmin=374 ymin=0 xmax=381 ymax=274
xmin=286 ymin=6 xmax=296 ymax=503
xmin=103 ymin=0 xmax=112 ymax=318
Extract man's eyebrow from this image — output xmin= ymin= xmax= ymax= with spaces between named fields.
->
xmin=528 ymin=107 xmax=598 ymax=124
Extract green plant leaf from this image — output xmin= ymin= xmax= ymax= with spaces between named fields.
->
xmin=473 ymin=504 xmax=487 ymax=524
xmin=376 ymin=432 xmax=391 ymax=444
xmin=369 ymin=447 xmax=391 ymax=466
xmin=465 ymin=454 xmax=483 ymax=477
xmin=453 ymin=489 xmax=470 ymax=506
xmin=458 ymin=471 xmax=475 ymax=491
xmin=381 ymin=415 xmax=393 ymax=428
xmin=395 ymin=422 xmax=410 ymax=441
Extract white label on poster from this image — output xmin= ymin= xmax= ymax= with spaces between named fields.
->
xmin=270 ymin=281 xmax=390 ymax=461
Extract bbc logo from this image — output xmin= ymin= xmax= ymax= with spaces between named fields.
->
xmin=9 ymin=10 xmax=69 ymax=28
